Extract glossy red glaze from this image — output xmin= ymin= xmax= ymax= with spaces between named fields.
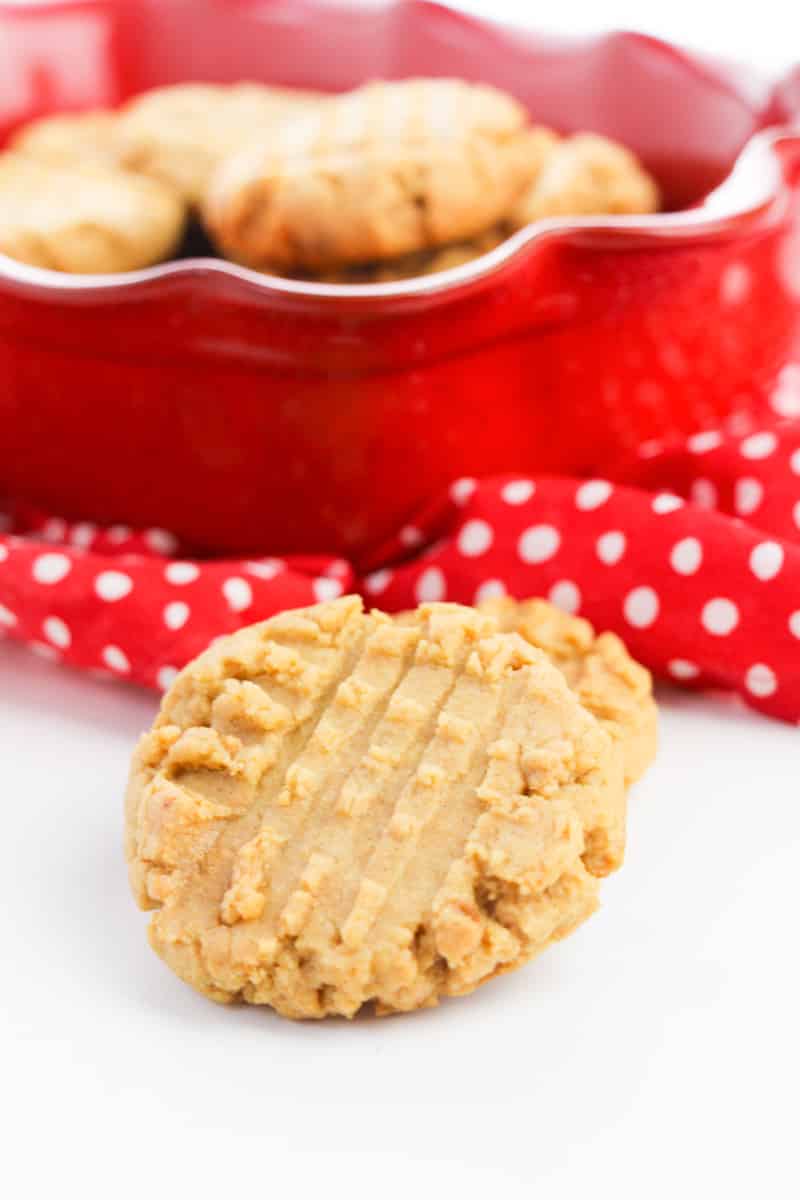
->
xmin=0 ymin=0 xmax=799 ymax=563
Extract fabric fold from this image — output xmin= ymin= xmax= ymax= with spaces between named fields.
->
xmin=1 ymin=415 xmax=798 ymax=723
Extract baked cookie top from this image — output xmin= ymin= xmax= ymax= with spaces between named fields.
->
xmin=0 ymin=152 xmax=186 ymax=274
xmin=479 ymin=597 xmax=658 ymax=786
xmin=13 ymin=85 xmax=325 ymax=208
xmin=117 ymin=82 xmax=325 ymax=206
xmin=126 ymin=596 xmax=624 ymax=1019
xmin=510 ymin=131 xmax=659 ymax=227
xmin=203 ymin=78 xmax=540 ymax=270
xmin=10 ymin=109 xmax=126 ymax=169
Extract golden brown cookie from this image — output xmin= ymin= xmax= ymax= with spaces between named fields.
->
xmin=203 ymin=78 xmax=540 ymax=271
xmin=510 ymin=131 xmax=659 ymax=227
xmin=0 ymin=152 xmax=186 ymax=274
xmin=117 ymin=82 xmax=325 ymax=206
xmin=478 ymin=597 xmax=657 ymax=786
xmin=9 ymin=109 xmax=126 ymax=169
xmin=126 ymin=597 xmax=625 ymax=1019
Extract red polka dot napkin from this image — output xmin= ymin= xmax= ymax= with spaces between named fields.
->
xmin=1 ymin=414 xmax=799 ymax=724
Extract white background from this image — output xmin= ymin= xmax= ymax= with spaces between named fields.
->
xmin=3 ymin=646 xmax=798 ymax=1198
xmin=2 ymin=4 xmax=799 ymax=1199
xmin=453 ymin=0 xmax=799 ymax=74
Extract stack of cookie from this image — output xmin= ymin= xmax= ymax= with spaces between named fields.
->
xmin=3 ymin=78 xmax=659 ymax=277
xmin=126 ymin=594 xmax=657 ymax=1019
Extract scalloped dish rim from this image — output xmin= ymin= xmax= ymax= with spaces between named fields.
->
xmin=0 ymin=7 xmax=795 ymax=303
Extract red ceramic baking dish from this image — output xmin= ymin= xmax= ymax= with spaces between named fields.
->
xmin=0 ymin=0 xmax=799 ymax=564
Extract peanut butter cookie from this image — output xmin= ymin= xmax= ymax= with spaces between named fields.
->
xmin=510 ymin=131 xmax=659 ymax=227
xmin=10 ymin=109 xmax=126 ymax=169
xmin=479 ymin=597 xmax=657 ymax=786
xmin=126 ymin=597 xmax=625 ymax=1019
xmin=0 ymin=152 xmax=186 ymax=273
xmin=203 ymin=79 xmax=540 ymax=271
xmin=117 ymin=82 xmax=325 ymax=206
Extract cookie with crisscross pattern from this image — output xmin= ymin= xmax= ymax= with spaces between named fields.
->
xmin=126 ymin=597 xmax=624 ymax=1018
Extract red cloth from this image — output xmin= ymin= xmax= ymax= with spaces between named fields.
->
xmin=1 ymin=413 xmax=799 ymax=723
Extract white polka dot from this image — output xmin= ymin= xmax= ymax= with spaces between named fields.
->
xmin=364 ymin=568 xmax=392 ymax=595
xmin=790 ymin=448 xmax=800 ymax=476
xmin=575 ymin=479 xmax=612 ymax=511
xmin=474 ymin=579 xmax=507 ymax=605
xmin=749 ymin=541 xmax=784 ymax=581
xmin=324 ymin=559 xmax=350 ymax=580
xmin=457 ymin=519 xmax=493 ymax=557
xmin=518 ymin=524 xmax=560 ymax=564
xmin=222 ymin=576 xmax=253 ymax=612
xmin=94 ymin=570 xmax=133 ymax=602
xmin=0 ymin=603 xmax=16 ymax=627
xmin=670 ymin=537 xmax=703 ymax=575
xmin=399 ymin=525 xmax=423 ymax=548
xmin=548 ymin=581 xmax=581 ymax=615
xmin=157 ymin=666 xmax=178 ymax=691
xmin=701 ymin=597 xmax=739 ymax=636
xmin=165 ymin=562 xmax=199 ymax=585
xmin=794 ymin=500 xmax=800 ymax=532
xmin=0 ymin=545 xmax=7 ymax=564
xmin=745 ymin=663 xmax=777 ymax=699
xmin=415 ymin=567 xmax=446 ymax=603
xmin=668 ymin=659 xmax=700 ymax=680
xmin=719 ymin=262 xmax=751 ymax=306
xmin=652 ymin=492 xmax=684 ymax=514
xmin=687 ymin=430 xmax=723 ymax=454
xmin=690 ymin=478 xmax=717 ymax=510
xmin=777 ymin=229 xmax=800 ymax=301
xmin=789 ymin=611 xmax=800 ymax=640
xmin=312 ymin=577 xmax=343 ymax=603
xmin=740 ymin=431 xmax=777 ymax=460
xmin=596 ymin=530 xmax=626 ymax=565
xmin=70 ymin=521 xmax=96 ymax=549
xmin=623 ymin=586 xmax=660 ymax=629
xmin=450 ymin=477 xmax=477 ymax=505
xmin=734 ymin=477 xmax=763 ymax=516
xmin=145 ymin=527 xmax=178 ymax=555
xmin=163 ymin=601 xmax=190 ymax=631
xmin=40 ymin=518 xmax=66 ymax=543
xmin=102 ymin=645 xmax=130 ymax=674
xmin=638 ymin=440 xmax=663 ymax=459
xmin=245 ymin=558 xmax=284 ymax=580
xmin=501 ymin=479 xmax=535 ymax=505
xmin=43 ymin=616 xmax=71 ymax=649
xmin=32 ymin=552 xmax=72 ymax=585
xmin=770 ymin=364 xmax=800 ymax=418
xmin=106 ymin=524 xmax=132 ymax=544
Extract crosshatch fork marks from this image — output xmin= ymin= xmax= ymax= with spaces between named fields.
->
xmin=140 ymin=598 xmax=370 ymax=981
xmin=126 ymin=597 xmax=626 ymax=1018
xmin=273 ymin=610 xmax=499 ymax=979
xmin=233 ymin=619 xmax=424 ymax=941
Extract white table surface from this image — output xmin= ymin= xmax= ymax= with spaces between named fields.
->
xmin=3 ymin=4 xmax=799 ymax=1197
xmin=2 ymin=638 xmax=798 ymax=1199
